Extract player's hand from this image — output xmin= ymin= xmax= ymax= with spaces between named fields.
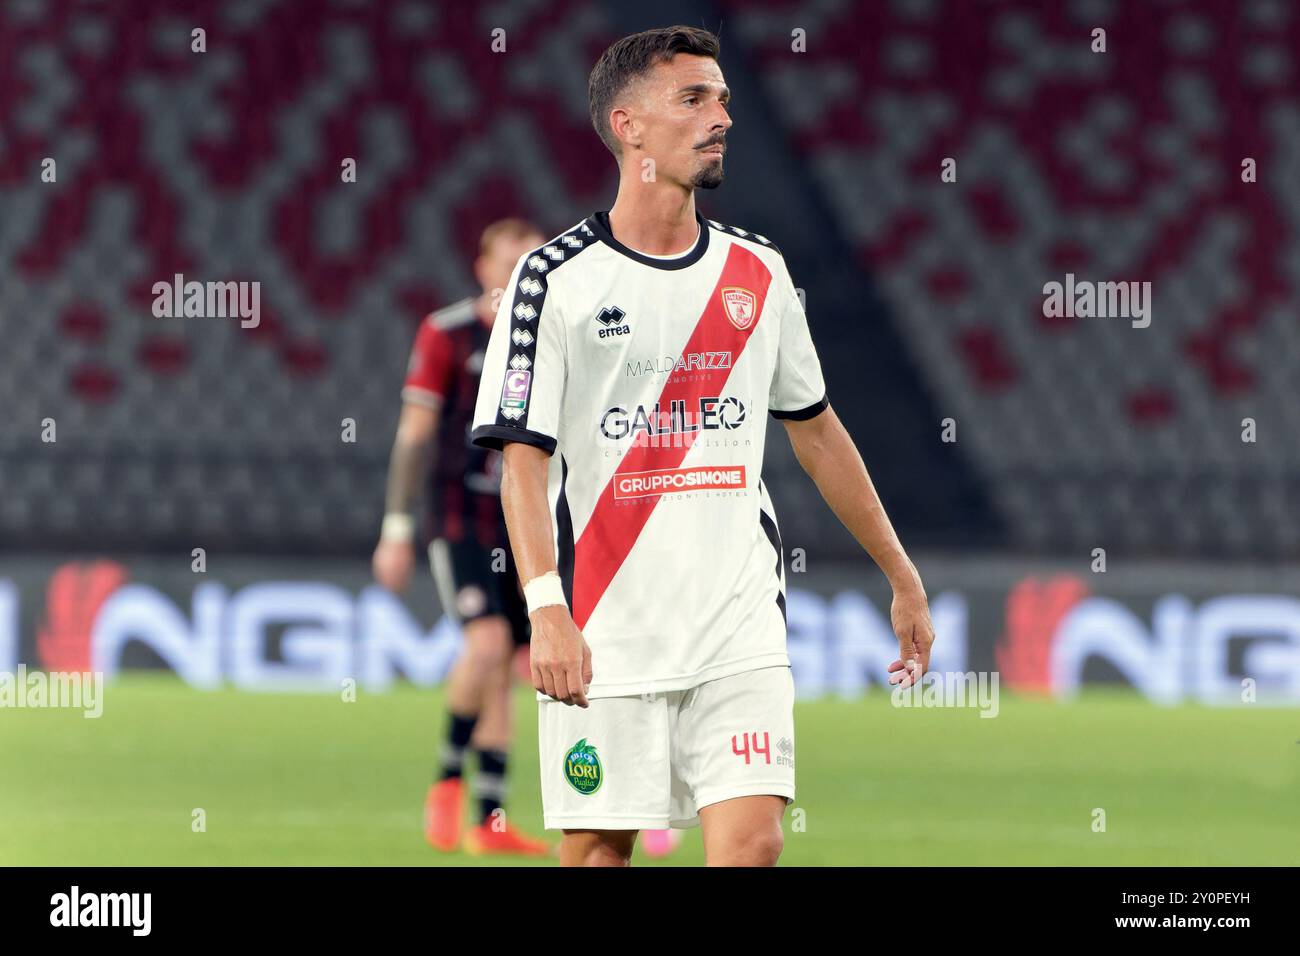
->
xmin=529 ymin=604 xmax=592 ymax=708
xmin=887 ymin=581 xmax=935 ymax=689
xmin=372 ymin=539 xmax=415 ymax=593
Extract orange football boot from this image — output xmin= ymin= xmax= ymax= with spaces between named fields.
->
xmin=462 ymin=819 xmax=551 ymax=857
xmin=423 ymin=778 xmax=463 ymax=851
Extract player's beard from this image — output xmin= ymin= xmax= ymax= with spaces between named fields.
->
xmin=692 ymin=161 xmax=724 ymax=189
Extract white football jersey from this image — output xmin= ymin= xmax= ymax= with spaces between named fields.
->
xmin=471 ymin=210 xmax=828 ymax=698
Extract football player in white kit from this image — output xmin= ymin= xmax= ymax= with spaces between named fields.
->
xmin=471 ymin=26 xmax=936 ymax=866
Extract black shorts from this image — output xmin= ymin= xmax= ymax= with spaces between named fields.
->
xmin=428 ymin=537 xmax=530 ymax=646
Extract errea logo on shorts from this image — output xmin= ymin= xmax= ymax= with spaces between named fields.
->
xmin=776 ymin=736 xmax=795 ymax=768
xmin=564 ymin=739 xmax=603 ymax=795
xmin=613 ymin=465 xmax=747 ymax=500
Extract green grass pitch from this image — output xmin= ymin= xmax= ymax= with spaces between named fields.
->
xmin=2 ymin=674 xmax=1296 ymax=866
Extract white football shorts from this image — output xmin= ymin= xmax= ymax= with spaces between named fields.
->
xmin=537 ymin=665 xmax=795 ymax=830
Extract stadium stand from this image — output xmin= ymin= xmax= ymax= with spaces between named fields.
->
xmin=0 ymin=0 xmax=619 ymax=553
xmin=719 ymin=0 xmax=1300 ymax=558
xmin=1 ymin=0 xmax=1295 ymax=559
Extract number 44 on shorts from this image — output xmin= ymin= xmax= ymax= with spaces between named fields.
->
xmin=731 ymin=732 xmax=772 ymax=765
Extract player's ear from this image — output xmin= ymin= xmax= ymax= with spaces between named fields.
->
xmin=610 ymin=106 xmax=641 ymax=152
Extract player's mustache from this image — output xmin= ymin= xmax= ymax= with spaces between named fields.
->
xmin=695 ymin=135 xmax=726 ymax=150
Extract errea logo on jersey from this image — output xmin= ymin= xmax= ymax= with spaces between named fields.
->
xmin=594 ymin=305 xmax=630 ymax=338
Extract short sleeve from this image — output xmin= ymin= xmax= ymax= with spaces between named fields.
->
xmin=471 ymin=252 xmax=566 ymax=455
xmin=768 ymin=261 xmax=829 ymax=420
xmin=401 ymin=318 xmax=453 ymax=408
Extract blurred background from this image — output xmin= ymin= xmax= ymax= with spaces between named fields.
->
xmin=1 ymin=0 xmax=1297 ymax=866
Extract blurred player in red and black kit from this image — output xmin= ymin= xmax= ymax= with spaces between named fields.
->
xmin=373 ymin=218 xmax=549 ymax=857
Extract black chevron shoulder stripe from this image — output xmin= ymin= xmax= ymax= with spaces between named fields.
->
xmin=704 ymin=218 xmax=783 ymax=256
xmin=493 ymin=220 xmax=596 ymax=431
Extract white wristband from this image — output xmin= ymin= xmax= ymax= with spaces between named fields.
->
xmin=380 ymin=513 xmax=415 ymax=543
xmin=523 ymin=571 xmax=567 ymax=614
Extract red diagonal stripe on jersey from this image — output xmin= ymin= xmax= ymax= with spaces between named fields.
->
xmin=571 ymin=243 xmax=774 ymax=630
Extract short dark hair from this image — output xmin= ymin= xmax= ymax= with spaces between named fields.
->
xmin=588 ymin=26 xmax=721 ymax=160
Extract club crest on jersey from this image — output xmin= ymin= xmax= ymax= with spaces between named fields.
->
xmin=563 ymin=738 xmax=603 ymax=795
xmin=721 ymin=287 xmax=757 ymax=330
xmin=594 ymin=305 xmax=630 ymax=339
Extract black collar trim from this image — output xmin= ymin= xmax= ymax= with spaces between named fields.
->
xmin=586 ymin=210 xmax=710 ymax=270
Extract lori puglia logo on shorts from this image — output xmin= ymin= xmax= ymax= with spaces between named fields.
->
xmin=563 ymin=738 xmax=603 ymax=795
